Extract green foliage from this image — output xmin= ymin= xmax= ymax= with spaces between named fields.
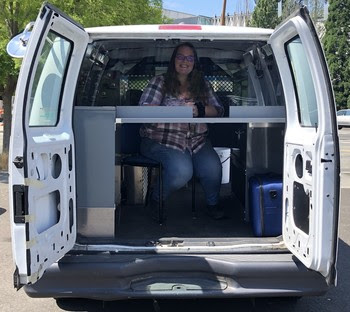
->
xmin=49 ymin=0 xmax=164 ymax=26
xmin=0 ymin=1 xmax=42 ymax=37
xmin=0 ymin=0 xmax=165 ymax=153
xmin=0 ymin=1 xmax=41 ymax=87
xmin=0 ymin=40 xmax=16 ymax=86
xmin=323 ymin=0 xmax=350 ymax=109
xmin=0 ymin=0 xmax=165 ymax=91
xmin=304 ymin=0 xmax=325 ymax=21
xmin=280 ymin=0 xmax=326 ymax=22
xmin=249 ymin=0 xmax=281 ymax=28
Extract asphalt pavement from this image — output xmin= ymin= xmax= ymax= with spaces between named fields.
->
xmin=0 ymin=129 xmax=350 ymax=311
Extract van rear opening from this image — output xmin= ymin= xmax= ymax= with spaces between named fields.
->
xmin=72 ymin=39 xmax=285 ymax=248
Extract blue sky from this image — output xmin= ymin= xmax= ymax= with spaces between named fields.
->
xmin=162 ymin=0 xmax=256 ymax=17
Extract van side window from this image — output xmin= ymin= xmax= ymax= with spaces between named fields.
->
xmin=286 ymin=36 xmax=318 ymax=127
xmin=28 ymin=31 xmax=72 ymax=126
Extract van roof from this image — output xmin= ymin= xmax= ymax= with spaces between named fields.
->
xmin=85 ymin=24 xmax=273 ymax=41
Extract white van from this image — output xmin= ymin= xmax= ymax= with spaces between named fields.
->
xmin=9 ymin=3 xmax=340 ymax=299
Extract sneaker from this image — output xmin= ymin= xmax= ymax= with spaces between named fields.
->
xmin=207 ymin=204 xmax=224 ymax=220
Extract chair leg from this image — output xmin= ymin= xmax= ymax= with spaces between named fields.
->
xmin=118 ymin=165 xmax=125 ymax=225
xmin=144 ymin=165 xmax=163 ymax=225
xmin=117 ymin=204 xmax=122 ymax=226
xmin=145 ymin=167 xmax=153 ymax=207
xmin=192 ymin=177 xmax=196 ymax=219
xmin=158 ymin=164 xmax=163 ymax=224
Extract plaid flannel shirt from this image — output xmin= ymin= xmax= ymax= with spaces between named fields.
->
xmin=139 ymin=75 xmax=223 ymax=154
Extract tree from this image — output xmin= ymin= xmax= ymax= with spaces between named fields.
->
xmin=0 ymin=0 xmax=165 ymax=158
xmin=0 ymin=1 xmax=41 ymax=158
xmin=281 ymin=1 xmax=327 ymax=37
xmin=249 ymin=0 xmax=281 ymax=28
xmin=323 ymin=0 xmax=350 ymax=110
xmin=304 ymin=0 xmax=325 ymax=21
xmin=281 ymin=0 xmax=300 ymax=19
xmin=281 ymin=0 xmax=326 ymax=20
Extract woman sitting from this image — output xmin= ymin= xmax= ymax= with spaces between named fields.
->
xmin=139 ymin=42 xmax=224 ymax=221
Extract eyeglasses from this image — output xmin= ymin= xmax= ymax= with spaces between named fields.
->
xmin=176 ymin=54 xmax=195 ymax=63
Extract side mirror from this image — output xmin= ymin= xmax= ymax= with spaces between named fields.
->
xmin=6 ymin=22 xmax=34 ymax=58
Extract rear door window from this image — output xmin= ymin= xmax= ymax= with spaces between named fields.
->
xmin=286 ymin=36 xmax=318 ymax=127
xmin=29 ymin=31 xmax=72 ymax=127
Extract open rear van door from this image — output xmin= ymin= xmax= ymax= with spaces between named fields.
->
xmin=9 ymin=3 xmax=88 ymax=288
xmin=269 ymin=7 xmax=340 ymax=284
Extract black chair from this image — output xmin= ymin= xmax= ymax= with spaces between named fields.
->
xmin=125 ymin=89 xmax=143 ymax=106
xmin=119 ymin=123 xmax=164 ymax=224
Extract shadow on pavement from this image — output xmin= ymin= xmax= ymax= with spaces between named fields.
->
xmin=0 ymin=171 xmax=8 ymax=183
xmin=56 ymin=298 xmax=257 ymax=312
xmin=332 ymin=239 xmax=350 ymax=299
xmin=55 ymin=296 xmax=303 ymax=312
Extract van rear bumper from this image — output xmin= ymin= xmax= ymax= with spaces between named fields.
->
xmin=24 ymin=253 xmax=329 ymax=299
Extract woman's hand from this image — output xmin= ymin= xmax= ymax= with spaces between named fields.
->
xmin=204 ymin=105 xmax=220 ymax=117
xmin=184 ymin=101 xmax=198 ymax=117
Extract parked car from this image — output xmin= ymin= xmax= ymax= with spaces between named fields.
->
xmin=8 ymin=3 xmax=340 ymax=300
xmin=337 ymin=109 xmax=350 ymax=129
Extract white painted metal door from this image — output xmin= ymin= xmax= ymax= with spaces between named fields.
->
xmin=9 ymin=3 xmax=88 ymax=287
xmin=269 ymin=7 xmax=340 ymax=284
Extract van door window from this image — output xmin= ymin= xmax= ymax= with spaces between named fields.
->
xmin=286 ymin=36 xmax=318 ymax=128
xmin=29 ymin=31 xmax=71 ymax=126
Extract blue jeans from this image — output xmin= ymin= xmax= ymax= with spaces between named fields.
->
xmin=140 ymin=138 xmax=222 ymax=205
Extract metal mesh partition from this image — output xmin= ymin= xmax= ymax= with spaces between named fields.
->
xmin=119 ymin=74 xmax=251 ymax=107
xmin=121 ymin=75 xmax=241 ymax=93
xmin=120 ymin=75 xmax=153 ymax=105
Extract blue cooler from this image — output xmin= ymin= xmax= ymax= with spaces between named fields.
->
xmin=249 ymin=175 xmax=283 ymax=237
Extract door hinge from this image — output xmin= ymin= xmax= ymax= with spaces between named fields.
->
xmin=305 ymin=160 xmax=312 ymax=174
xmin=13 ymin=156 xmax=24 ymax=169
xmin=13 ymin=185 xmax=28 ymax=223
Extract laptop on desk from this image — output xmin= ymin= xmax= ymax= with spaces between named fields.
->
xmin=116 ymin=106 xmax=193 ymax=118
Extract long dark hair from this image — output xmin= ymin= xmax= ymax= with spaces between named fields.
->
xmin=163 ymin=42 xmax=209 ymax=105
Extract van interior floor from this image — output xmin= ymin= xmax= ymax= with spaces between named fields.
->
xmin=112 ymin=183 xmax=256 ymax=245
